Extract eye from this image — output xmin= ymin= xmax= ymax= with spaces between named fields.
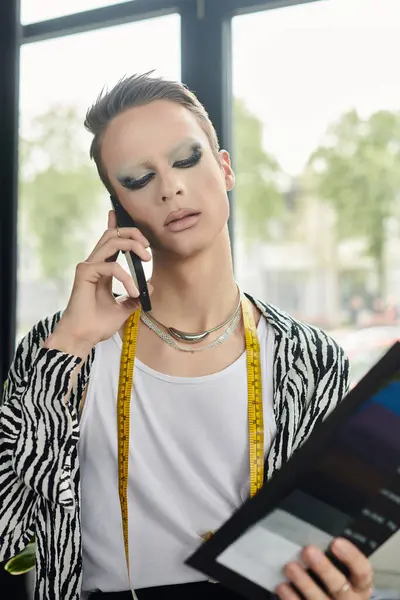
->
xmin=119 ymin=172 xmax=155 ymax=191
xmin=173 ymin=145 xmax=203 ymax=169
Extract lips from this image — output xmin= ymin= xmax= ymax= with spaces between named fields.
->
xmin=164 ymin=208 xmax=201 ymax=226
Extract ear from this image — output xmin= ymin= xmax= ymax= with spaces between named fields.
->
xmin=218 ymin=150 xmax=235 ymax=192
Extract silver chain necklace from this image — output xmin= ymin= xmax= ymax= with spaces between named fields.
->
xmin=140 ymin=303 xmax=242 ymax=353
xmin=143 ymin=285 xmax=241 ymax=344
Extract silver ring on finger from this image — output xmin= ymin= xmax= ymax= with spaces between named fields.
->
xmin=332 ymin=581 xmax=351 ymax=598
xmin=116 ymin=227 xmax=122 ymax=238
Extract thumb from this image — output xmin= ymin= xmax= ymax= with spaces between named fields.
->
xmin=118 ymin=295 xmax=141 ymax=316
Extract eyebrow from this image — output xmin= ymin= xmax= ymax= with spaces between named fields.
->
xmin=116 ymin=137 xmax=201 ymax=175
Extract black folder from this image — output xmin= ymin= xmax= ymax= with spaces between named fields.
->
xmin=186 ymin=342 xmax=400 ymax=600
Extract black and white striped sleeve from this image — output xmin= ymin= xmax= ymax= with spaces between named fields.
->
xmin=292 ymin=326 xmax=351 ymax=452
xmin=0 ymin=320 xmax=82 ymax=561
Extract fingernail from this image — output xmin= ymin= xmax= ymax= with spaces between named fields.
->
xmin=275 ymin=584 xmax=292 ymax=600
xmin=306 ymin=546 xmax=323 ymax=564
xmin=285 ymin=562 xmax=300 ymax=577
xmin=333 ymin=538 xmax=348 ymax=556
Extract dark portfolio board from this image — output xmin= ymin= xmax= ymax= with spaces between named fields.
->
xmin=187 ymin=342 xmax=400 ymax=600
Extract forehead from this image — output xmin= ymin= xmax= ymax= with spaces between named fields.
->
xmin=100 ymin=100 xmax=208 ymax=168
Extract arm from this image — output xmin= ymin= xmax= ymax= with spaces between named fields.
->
xmin=0 ymin=218 xmax=149 ymax=562
xmin=0 ymin=319 xmax=82 ymax=562
xmin=292 ymin=328 xmax=350 ymax=452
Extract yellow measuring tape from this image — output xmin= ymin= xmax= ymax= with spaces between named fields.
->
xmin=116 ymin=295 xmax=264 ymax=586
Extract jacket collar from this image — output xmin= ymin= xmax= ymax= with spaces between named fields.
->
xmin=244 ymin=292 xmax=296 ymax=340
xmin=245 ymin=293 xmax=301 ymax=395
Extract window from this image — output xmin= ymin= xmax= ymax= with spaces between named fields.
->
xmin=233 ymin=0 xmax=400 ymax=384
xmin=21 ymin=0 xmax=127 ymax=24
xmin=18 ymin=14 xmax=181 ymax=339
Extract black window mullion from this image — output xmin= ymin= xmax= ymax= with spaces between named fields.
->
xmin=180 ymin=0 xmax=234 ymax=247
xmin=0 ymin=0 xmax=20 ymax=391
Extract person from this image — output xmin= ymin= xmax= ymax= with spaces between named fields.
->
xmin=0 ymin=73 xmax=374 ymax=600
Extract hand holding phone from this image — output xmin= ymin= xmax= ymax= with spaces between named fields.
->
xmin=45 ymin=212 xmax=151 ymax=357
xmin=110 ymin=195 xmax=152 ymax=312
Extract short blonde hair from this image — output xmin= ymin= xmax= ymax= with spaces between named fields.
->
xmin=84 ymin=71 xmax=220 ymax=193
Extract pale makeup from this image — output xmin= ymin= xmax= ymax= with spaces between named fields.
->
xmin=115 ymin=138 xmax=204 ymax=192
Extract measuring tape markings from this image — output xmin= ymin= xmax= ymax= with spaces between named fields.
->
xmin=117 ymin=295 xmax=264 ymax=585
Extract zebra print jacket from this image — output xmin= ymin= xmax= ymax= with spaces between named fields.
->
xmin=0 ymin=296 xmax=350 ymax=599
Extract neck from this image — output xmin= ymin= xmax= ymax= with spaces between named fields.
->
xmin=149 ymin=227 xmax=238 ymax=332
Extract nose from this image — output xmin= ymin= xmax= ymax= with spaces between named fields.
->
xmin=159 ymin=171 xmax=184 ymax=202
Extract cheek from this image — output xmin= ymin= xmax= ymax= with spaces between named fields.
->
xmin=196 ymin=161 xmax=229 ymax=199
xmin=202 ymin=170 xmax=230 ymax=217
xmin=201 ymin=191 xmax=228 ymax=234
xmin=128 ymin=215 xmax=165 ymax=253
xmin=119 ymin=187 xmax=154 ymax=221
xmin=131 ymin=213 xmax=160 ymax=246
xmin=117 ymin=190 xmax=158 ymax=237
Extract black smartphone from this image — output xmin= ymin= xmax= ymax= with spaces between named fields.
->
xmin=110 ymin=195 xmax=152 ymax=312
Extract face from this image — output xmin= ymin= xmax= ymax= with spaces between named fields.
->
xmin=100 ymin=100 xmax=235 ymax=258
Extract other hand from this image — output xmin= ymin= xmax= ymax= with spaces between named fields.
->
xmin=275 ymin=539 xmax=373 ymax=600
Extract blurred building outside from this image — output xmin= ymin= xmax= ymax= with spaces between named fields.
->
xmin=6 ymin=3 xmax=400 ymax=598
xmin=16 ymin=0 xmax=400 ymax=385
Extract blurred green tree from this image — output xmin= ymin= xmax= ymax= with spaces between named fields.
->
xmin=20 ymin=105 xmax=103 ymax=295
xmin=309 ymin=109 xmax=400 ymax=295
xmin=233 ymin=98 xmax=286 ymax=240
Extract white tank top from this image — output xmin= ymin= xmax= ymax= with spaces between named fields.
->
xmin=79 ymin=316 xmax=276 ymax=593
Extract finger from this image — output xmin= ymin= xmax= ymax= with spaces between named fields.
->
xmin=331 ymin=539 xmax=373 ymax=593
xmin=283 ymin=561 xmax=327 ymax=600
xmin=89 ymin=238 xmax=152 ymax=263
xmin=108 ymin=209 xmax=117 ymax=229
xmin=302 ymin=546 xmax=350 ymax=597
xmin=147 ymin=280 xmax=154 ymax=295
xmin=104 ymin=213 xmax=120 ymax=265
xmin=113 ymin=225 xmax=150 ymax=248
xmin=275 ymin=582 xmax=301 ymax=600
xmin=89 ymin=227 xmax=118 ymax=255
xmin=90 ymin=226 xmax=150 ymax=256
xmin=115 ymin=294 xmax=141 ymax=316
xmin=76 ymin=261 xmax=140 ymax=299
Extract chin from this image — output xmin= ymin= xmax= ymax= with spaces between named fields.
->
xmin=165 ymin=239 xmax=210 ymax=260
xmin=156 ymin=224 xmax=227 ymax=260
